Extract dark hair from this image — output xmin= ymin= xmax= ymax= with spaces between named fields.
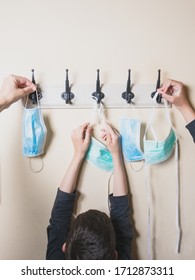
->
xmin=65 ymin=209 xmax=116 ymax=259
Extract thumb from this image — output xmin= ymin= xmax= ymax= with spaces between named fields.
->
xmin=84 ymin=126 xmax=92 ymax=144
xmin=21 ymin=85 xmax=37 ymax=96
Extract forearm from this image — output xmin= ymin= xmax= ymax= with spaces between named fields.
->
xmin=112 ymin=153 xmax=128 ymax=196
xmin=178 ymin=103 xmax=195 ymax=124
xmin=59 ymin=154 xmax=84 ymax=193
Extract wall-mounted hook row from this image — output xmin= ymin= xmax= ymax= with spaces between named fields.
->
xmin=31 ymin=69 xmax=170 ymax=108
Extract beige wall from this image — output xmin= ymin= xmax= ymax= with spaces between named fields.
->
xmin=0 ymin=0 xmax=195 ymax=259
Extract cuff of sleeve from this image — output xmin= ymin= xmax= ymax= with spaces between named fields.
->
xmin=109 ymin=194 xmax=129 ymax=206
xmin=55 ymin=188 xmax=77 ymax=202
xmin=186 ymin=119 xmax=195 ymax=142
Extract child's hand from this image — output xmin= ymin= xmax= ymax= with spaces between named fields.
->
xmin=71 ymin=123 xmax=92 ymax=159
xmin=101 ymin=123 xmax=121 ymax=156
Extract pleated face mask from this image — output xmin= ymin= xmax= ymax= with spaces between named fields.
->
xmin=85 ymin=137 xmax=114 ymax=172
xmin=120 ymin=118 xmax=144 ymax=162
xmin=143 ymin=95 xmax=177 ymax=165
xmin=22 ymin=107 xmax=47 ymax=157
xmin=144 ymin=128 xmax=176 ymax=164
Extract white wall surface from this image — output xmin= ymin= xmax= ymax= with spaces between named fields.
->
xmin=0 ymin=0 xmax=195 ymax=259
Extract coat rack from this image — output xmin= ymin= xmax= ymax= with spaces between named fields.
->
xmin=30 ymin=69 xmax=170 ymax=109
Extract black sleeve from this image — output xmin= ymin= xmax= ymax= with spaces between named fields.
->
xmin=46 ymin=189 xmax=76 ymax=260
xmin=186 ymin=119 xmax=195 ymax=142
xmin=109 ymin=194 xmax=133 ymax=260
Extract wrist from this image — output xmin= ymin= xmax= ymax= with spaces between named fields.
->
xmin=73 ymin=153 xmax=85 ymax=163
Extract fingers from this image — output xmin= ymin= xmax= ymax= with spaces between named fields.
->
xmin=158 ymin=79 xmax=183 ymax=94
xmin=13 ymin=75 xmax=36 ymax=89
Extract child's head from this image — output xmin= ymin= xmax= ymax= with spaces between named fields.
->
xmin=65 ymin=209 xmax=117 ymax=259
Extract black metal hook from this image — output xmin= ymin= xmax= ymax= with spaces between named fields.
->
xmin=122 ymin=69 xmax=135 ymax=103
xmin=61 ymin=69 xmax=75 ymax=104
xmin=151 ymin=69 xmax=162 ymax=104
xmin=92 ymin=69 xmax=105 ymax=104
xmin=29 ymin=69 xmax=42 ymax=104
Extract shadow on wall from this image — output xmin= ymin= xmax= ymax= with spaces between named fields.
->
xmin=42 ymin=113 xmax=54 ymax=157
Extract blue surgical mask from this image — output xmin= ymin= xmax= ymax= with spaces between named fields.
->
xmin=144 ymin=128 xmax=176 ymax=164
xmin=120 ymin=118 xmax=144 ymax=162
xmin=22 ymin=107 xmax=47 ymax=157
xmin=85 ymin=137 xmax=114 ymax=172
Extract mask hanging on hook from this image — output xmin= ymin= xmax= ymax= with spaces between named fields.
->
xmin=29 ymin=69 xmax=42 ymax=105
xmin=151 ymin=69 xmax=162 ymax=104
xmin=22 ymin=76 xmax=47 ymax=172
xmin=85 ymin=70 xmax=113 ymax=172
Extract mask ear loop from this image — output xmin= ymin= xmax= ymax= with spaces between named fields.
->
xmin=129 ymin=161 xmax=145 ymax=172
xmin=29 ymin=157 xmax=44 ymax=173
xmin=107 ymin=171 xmax=114 ymax=213
xmin=162 ymin=97 xmax=181 ymax=254
xmin=143 ymin=95 xmax=161 ymax=260
xmin=144 ymin=163 xmax=153 ymax=260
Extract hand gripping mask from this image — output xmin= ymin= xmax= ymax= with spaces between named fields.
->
xmin=85 ymin=98 xmax=114 ymax=172
xmin=85 ymin=137 xmax=114 ymax=172
xmin=22 ymin=91 xmax=47 ymax=158
xmin=120 ymin=118 xmax=144 ymax=162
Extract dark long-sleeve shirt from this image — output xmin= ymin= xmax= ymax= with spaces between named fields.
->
xmin=46 ymin=189 xmax=133 ymax=260
xmin=186 ymin=119 xmax=195 ymax=142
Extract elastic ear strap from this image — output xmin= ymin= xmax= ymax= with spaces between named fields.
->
xmin=24 ymin=90 xmax=40 ymax=109
xmin=144 ymin=105 xmax=157 ymax=140
xmin=36 ymin=90 xmax=40 ymax=108
xmin=107 ymin=171 xmax=114 ymax=213
xmin=129 ymin=160 xmax=145 ymax=172
xmin=164 ymin=99 xmax=174 ymax=128
xmin=90 ymin=98 xmax=99 ymax=127
xmin=29 ymin=157 xmax=44 ymax=173
xmin=145 ymin=164 xmax=152 ymax=260
xmin=122 ymin=102 xmax=139 ymax=119
xmin=175 ymin=140 xmax=181 ymax=253
xmin=98 ymin=101 xmax=106 ymax=124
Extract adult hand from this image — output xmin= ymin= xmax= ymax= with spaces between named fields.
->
xmin=0 ymin=74 xmax=36 ymax=112
xmin=158 ymin=79 xmax=195 ymax=123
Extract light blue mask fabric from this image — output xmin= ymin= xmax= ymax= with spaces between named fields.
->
xmin=120 ymin=118 xmax=144 ymax=162
xmin=22 ymin=107 xmax=47 ymax=157
xmin=144 ymin=127 xmax=176 ymax=164
xmin=85 ymin=137 xmax=114 ymax=172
